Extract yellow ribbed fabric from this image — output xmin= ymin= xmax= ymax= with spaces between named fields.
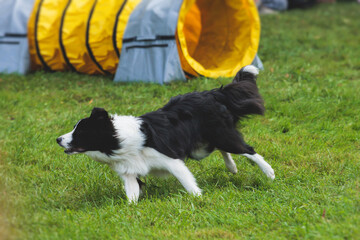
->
xmin=28 ymin=0 xmax=70 ymax=71
xmin=28 ymin=0 xmax=260 ymax=78
xmin=89 ymin=0 xmax=141 ymax=74
xmin=61 ymin=0 xmax=102 ymax=74
xmin=177 ymin=0 xmax=260 ymax=78
xmin=28 ymin=0 xmax=140 ymax=74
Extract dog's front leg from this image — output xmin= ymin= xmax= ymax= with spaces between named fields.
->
xmin=165 ymin=159 xmax=202 ymax=196
xmin=120 ymin=174 xmax=140 ymax=203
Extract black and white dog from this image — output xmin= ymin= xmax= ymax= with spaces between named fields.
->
xmin=57 ymin=65 xmax=275 ymax=202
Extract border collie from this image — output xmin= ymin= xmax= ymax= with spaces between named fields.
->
xmin=57 ymin=65 xmax=275 ymax=202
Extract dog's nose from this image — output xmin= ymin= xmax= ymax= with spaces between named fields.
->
xmin=56 ymin=137 xmax=62 ymax=144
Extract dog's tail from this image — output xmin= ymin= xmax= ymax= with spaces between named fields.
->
xmin=233 ymin=65 xmax=259 ymax=83
xmin=216 ymin=65 xmax=265 ymax=120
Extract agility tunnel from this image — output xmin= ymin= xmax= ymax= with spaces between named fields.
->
xmin=1 ymin=0 xmax=262 ymax=84
xmin=27 ymin=0 xmax=141 ymax=75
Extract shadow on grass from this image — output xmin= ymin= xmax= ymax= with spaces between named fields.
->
xmin=57 ymin=185 xmax=127 ymax=210
xmin=57 ymin=166 xmax=274 ymax=210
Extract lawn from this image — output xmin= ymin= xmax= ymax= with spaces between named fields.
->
xmin=1 ymin=2 xmax=359 ymax=239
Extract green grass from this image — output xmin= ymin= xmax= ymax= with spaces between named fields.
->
xmin=1 ymin=3 xmax=360 ymax=239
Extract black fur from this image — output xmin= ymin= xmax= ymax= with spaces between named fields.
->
xmin=59 ymin=67 xmax=264 ymax=160
xmin=140 ymin=69 xmax=264 ymax=160
xmin=56 ymin=67 xmax=271 ymax=201
xmin=67 ymin=108 xmax=119 ymax=155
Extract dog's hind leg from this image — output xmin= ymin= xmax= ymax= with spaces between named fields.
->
xmin=242 ymin=153 xmax=275 ymax=180
xmin=165 ymin=159 xmax=202 ymax=196
xmin=220 ymin=151 xmax=238 ymax=174
xmin=212 ymin=129 xmax=275 ymax=180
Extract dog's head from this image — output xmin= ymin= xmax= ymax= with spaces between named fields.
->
xmin=57 ymin=108 xmax=119 ymax=155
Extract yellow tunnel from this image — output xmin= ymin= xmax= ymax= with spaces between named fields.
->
xmin=28 ymin=0 xmax=141 ymax=74
xmin=177 ymin=0 xmax=260 ymax=78
xmin=28 ymin=0 xmax=260 ymax=79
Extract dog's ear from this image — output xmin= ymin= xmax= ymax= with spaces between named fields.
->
xmin=90 ymin=107 xmax=109 ymax=120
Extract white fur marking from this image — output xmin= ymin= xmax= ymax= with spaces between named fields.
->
xmin=62 ymin=114 xmax=203 ymax=202
xmin=58 ymin=120 xmax=81 ymax=148
xmin=111 ymin=148 xmax=202 ymax=201
xmin=164 ymin=159 xmax=202 ymax=196
xmin=220 ymin=151 xmax=238 ymax=174
xmin=121 ymin=174 xmax=140 ymax=203
xmin=243 ymin=65 xmax=259 ymax=76
xmin=59 ymin=130 xmax=74 ymax=148
xmin=112 ymin=115 xmax=145 ymax=153
xmin=242 ymin=153 xmax=275 ymax=180
xmin=191 ymin=143 xmax=211 ymax=160
xmin=103 ymin=116 xmax=201 ymax=200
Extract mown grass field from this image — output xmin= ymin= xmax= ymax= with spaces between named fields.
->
xmin=1 ymin=2 xmax=359 ymax=239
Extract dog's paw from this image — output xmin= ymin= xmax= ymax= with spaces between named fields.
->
xmin=127 ymin=198 xmax=138 ymax=204
xmin=190 ymin=187 xmax=202 ymax=197
xmin=246 ymin=153 xmax=275 ymax=180
xmin=229 ymin=167 xmax=238 ymax=174
xmin=226 ymin=162 xmax=238 ymax=174
xmin=262 ymin=165 xmax=275 ymax=180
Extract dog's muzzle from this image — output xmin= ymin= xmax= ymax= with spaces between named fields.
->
xmin=56 ymin=137 xmax=85 ymax=154
xmin=56 ymin=137 xmax=65 ymax=147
